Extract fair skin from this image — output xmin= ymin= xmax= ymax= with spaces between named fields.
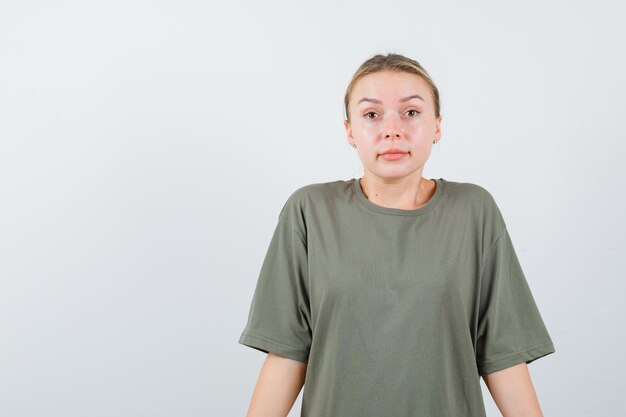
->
xmin=344 ymin=69 xmax=442 ymax=209
xmin=482 ymin=363 xmax=546 ymax=417
xmin=245 ymin=353 xmax=306 ymax=417
xmin=244 ymin=69 xmax=546 ymax=417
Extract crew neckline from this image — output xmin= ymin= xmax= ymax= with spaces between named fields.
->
xmin=351 ymin=177 xmax=446 ymax=216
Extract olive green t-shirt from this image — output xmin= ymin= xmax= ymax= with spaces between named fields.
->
xmin=238 ymin=177 xmax=555 ymax=417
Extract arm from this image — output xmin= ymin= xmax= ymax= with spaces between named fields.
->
xmin=481 ymin=363 xmax=545 ymax=417
xmin=245 ymin=352 xmax=308 ymax=417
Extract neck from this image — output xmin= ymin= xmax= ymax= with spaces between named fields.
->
xmin=359 ymin=172 xmax=433 ymax=210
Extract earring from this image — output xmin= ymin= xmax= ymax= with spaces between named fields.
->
xmin=352 ymin=144 xmax=357 ymax=148
xmin=433 ymin=140 xmax=438 ymax=144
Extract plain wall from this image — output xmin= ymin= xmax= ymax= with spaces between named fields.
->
xmin=1 ymin=0 xmax=624 ymax=416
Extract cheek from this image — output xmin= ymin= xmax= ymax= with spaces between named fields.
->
xmin=354 ymin=126 xmax=378 ymax=141
xmin=411 ymin=122 xmax=429 ymax=133
xmin=361 ymin=123 xmax=378 ymax=133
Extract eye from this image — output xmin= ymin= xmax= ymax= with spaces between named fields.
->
xmin=406 ymin=109 xmax=420 ymax=117
xmin=364 ymin=111 xmax=378 ymax=119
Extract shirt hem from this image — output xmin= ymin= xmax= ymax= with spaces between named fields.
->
xmin=477 ymin=340 xmax=555 ymax=375
xmin=238 ymin=331 xmax=310 ymax=364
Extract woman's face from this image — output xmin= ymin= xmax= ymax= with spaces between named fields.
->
xmin=344 ymin=70 xmax=442 ymax=180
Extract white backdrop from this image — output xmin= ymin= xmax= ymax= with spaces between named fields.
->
xmin=1 ymin=1 xmax=624 ymax=416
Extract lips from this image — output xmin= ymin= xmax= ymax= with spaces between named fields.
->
xmin=380 ymin=149 xmax=408 ymax=155
xmin=379 ymin=150 xmax=408 ymax=161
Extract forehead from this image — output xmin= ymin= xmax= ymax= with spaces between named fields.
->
xmin=352 ymin=70 xmax=431 ymax=104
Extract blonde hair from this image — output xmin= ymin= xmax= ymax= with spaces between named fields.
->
xmin=343 ymin=53 xmax=441 ymax=122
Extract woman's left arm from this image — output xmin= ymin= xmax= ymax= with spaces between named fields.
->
xmin=482 ymin=363 xmax=545 ymax=417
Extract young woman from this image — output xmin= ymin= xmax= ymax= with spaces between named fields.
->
xmin=239 ymin=53 xmax=556 ymax=417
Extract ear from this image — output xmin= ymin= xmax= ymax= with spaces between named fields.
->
xmin=344 ymin=119 xmax=354 ymax=145
xmin=434 ymin=114 xmax=442 ymax=141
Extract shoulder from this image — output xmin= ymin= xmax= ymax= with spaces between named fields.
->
xmin=443 ymin=178 xmax=500 ymax=208
xmin=292 ymin=179 xmax=349 ymax=199
xmin=442 ymin=178 xmax=494 ymax=204
xmin=281 ymin=179 xmax=350 ymax=211
xmin=442 ymin=178 xmax=506 ymax=237
xmin=277 ymin=179 xmax=349 ymax=224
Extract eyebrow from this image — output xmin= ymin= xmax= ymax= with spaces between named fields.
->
xmin=356 ymin=94 xmax=425 ymax=106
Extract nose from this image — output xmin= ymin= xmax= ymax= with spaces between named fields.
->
xmin=384 ymin=130 xmax=401 ymax=140
xmin=382 ymin=115 xmax=402 ymax=140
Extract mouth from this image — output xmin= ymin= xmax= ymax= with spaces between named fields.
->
xmin=379 ymin=151 xmax=409 ymax=160
xmin=380 ymin=148 xmax=409 ymax=156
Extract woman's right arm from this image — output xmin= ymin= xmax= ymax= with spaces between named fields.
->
xmin=245 ymin=352 xmax=308 ymax=417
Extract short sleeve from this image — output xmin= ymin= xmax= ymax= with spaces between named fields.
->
xmin=238 ymin=195 xmax=312 ymax=364
xmin=475 ymin=226 xmax=556 ymax=376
